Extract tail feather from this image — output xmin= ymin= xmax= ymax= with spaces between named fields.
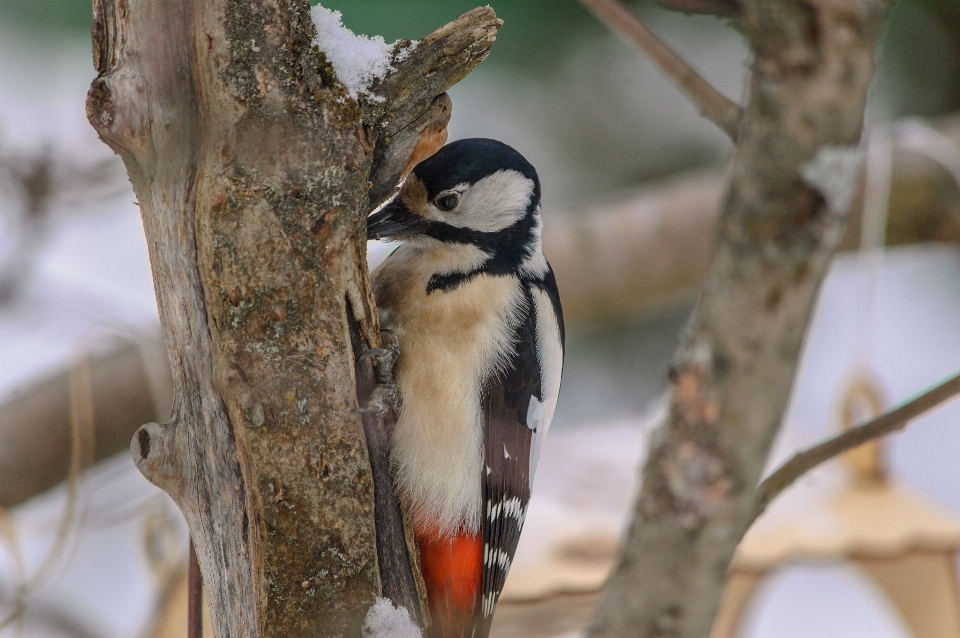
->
xmin=415 ymin=526 xmax=483 ymax=638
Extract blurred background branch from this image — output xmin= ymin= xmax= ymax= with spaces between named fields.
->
xmin=0 ymin=337 xmax=171 ymax=510
xmin=0 ymin=141 xmax=127 ymax=305
xmin=550 ymin=114 xmax=960 ymax=324
xmin=577 ymin=0 xmax=741 ymax=137
xmin=755 ymin=370 xmax=960 ymax=521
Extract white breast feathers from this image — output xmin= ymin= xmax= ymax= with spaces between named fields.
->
xmin=372 ymin=240 xmax=525 ymax=536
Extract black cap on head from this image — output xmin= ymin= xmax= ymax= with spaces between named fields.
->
xmin=411 ymin=138 xmax=540 ymax=201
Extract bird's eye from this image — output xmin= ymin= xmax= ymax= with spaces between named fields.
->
xmin=434 ymin=192 xmax=459 ymax=212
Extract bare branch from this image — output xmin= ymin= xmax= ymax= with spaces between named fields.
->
xmin=365 ymin=7 xmax=502 ymax=208
xmin=587 ymin=0 xmax=891 ymax=634
xmin=753 ymin=371 xmax=960 ymax=520
xmin=578 ymin=0 xmax=742 ymax=139
xmin=654 ymin=0 xmax=738 ymax=16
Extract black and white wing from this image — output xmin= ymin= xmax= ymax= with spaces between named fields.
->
xmin=473 ymin=270 xmax=564 ymax=636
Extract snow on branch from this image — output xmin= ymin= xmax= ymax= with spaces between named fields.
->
xmin=310 ymin=6 xmax=416 ymax=102
xmin=307 ymin=5 xmax=501 ymax=208
xmin=358 ymin=7 xmax=502 ymax=208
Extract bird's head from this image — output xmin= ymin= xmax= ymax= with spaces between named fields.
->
xmin=367 ymin=139 xmax=542 ymax=263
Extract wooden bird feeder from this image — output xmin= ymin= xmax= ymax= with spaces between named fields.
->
xmin=711 ymin=372 xmax=960 ymax=638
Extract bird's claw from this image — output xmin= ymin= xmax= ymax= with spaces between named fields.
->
xmin=358 ymin=347 xmax=391 ymax=361
xmin=358 ymin=330 xmax=400 ymax=418
xmin=357 ymin=402 xmax=391 ymax=418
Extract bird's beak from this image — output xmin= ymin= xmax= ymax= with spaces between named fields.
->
xmin=367 ymin=197 xmax=426 ymax=241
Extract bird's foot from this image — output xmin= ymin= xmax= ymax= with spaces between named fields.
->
xmin=357 ymin=330 xmax=400 ymax=418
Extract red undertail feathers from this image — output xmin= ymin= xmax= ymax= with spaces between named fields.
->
xmin=415 ymin=525 xmax=483 ymax=638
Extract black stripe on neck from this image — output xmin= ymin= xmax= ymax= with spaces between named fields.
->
xmin=425 ymin=259 xmax=553 ymax=296
xmin=426 ymin=270 xmax=481 ymax=294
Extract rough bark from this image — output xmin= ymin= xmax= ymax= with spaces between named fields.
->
xmin=587 ymin=1 xmax=891 ymax=636
xmin=85 ymin=1 xmax=499 ymax=635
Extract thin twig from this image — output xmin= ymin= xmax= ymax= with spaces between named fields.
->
xmin=753 ymin=371 xmax=960 ymax=521
xmin=0 ymin=356 xmax=95 ymax=630
xmin=578 ymin=0 xmax=742 ymax=139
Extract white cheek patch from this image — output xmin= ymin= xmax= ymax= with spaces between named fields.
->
xmin=444 ymin=170 xmax=534 ymax=233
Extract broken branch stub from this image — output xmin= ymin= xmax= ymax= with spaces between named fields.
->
xmin=588 ymin=0 xmax=891 ymax=637
xmin=365 ymin=7 xmax=502 ymax=208
xmin=86 ymin=1 xmax=498 ymax=636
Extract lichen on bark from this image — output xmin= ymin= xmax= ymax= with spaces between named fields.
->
xmin=86 ymin=0 xmax=500 ymax=635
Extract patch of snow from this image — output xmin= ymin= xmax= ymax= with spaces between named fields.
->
xmin=362 ymin=598 xmax=422 ymax=638
xmin=801 ymin=144 xmax=864 ymax=215
xmin=310 ymin=5 xmax=417 ymax=101
xmin=394 ymin=42 xmax=417 ymax=64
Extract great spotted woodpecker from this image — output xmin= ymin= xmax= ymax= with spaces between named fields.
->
xmin=368 ymin=138 xmax=564 ymax=637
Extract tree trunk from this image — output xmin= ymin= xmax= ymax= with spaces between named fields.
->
xmin=85 ymin=1 xmax=499 ymax=635
xmin=587 ymin=0 xmax=891 ymax=636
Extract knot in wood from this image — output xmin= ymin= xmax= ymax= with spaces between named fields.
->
xmin=662 ymin=441 xmax=732 ymax=527
xmin=645 ymin=362 xmax=734 ymax=526
xmin=86 ymin=79 xmax=116 ymax=136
